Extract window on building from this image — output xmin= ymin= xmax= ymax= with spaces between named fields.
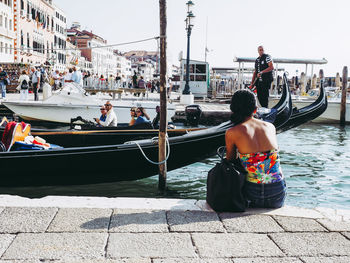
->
xmin=4 ymin=17 xmax=7 ymax=29
xmin=0 ymin=15 xmax=3 ymax=27
xmin=9 ymin=19 xmax=12 ymax=30
xmin=9 ymin=44 xmax=12 ymax=54
xmin=5 ymin=43 xmax=8 ymax=54
xmin=0 ymin=42 xmax=3 ymax=53
xmin=27 ymin=33 xmax=30 ymax=48
xmin=20 ymin=30 xmax=24 ymax=46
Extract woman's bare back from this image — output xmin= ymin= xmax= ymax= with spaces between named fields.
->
xmin=226 ymin=118 xmax=278 ymax=159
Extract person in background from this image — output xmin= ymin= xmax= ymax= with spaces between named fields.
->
xmin=64 ymin=68 xmax=73 ymax=83
xmin=152 ymin=105 xmax=161 ymax=129
xmin=138 ymin=76 xmax=146 ymax=89
xmin=151 ymin=80 xmax=156 ymax=93
xmin=71 ymin=66 xmax=83 ymax=85
xmin=108 ymin=74 xmax=114 ymax=87
xmin=129 ymin=107 xmax=137 ymax=126
xmin=132 ymin=71 xmax=138 ymax=88
xmin=52 ymin=70 xmax=61 ymax=90
xmin=31 ymin=67 xmax=41 ymax=101
xmin=136 ymin=76 xmax=146 ymax=97
xmin=134 ymin=107 xmax=150 ymax=125
xmin=225 ymin=89 xmax=286 ymax=208
xmin=83 ymin=71 xmax=91 ymax=87
xmin=94 ymin=101 xmax=117 ymax=127
xmin=18 ymin=70 xmax=30 ymax=101
xmin=146 ymin=80 xmax=152 ymax=91
xmin=115 ymin=73 xmax=121 ymax=88
xmin=249 ymin=46 xmax=274 ymax=108
xmin=96 ymin=106 xmax=108 ymax=127
xmin=0 ymin=67 xmax=8 ymax=99
xmin=99 ymin=75 xmax=105 ymax=81
xmin=39 ymin=67 xmax=48 ymax=88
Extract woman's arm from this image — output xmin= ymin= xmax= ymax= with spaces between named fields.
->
xmin=225 ymin=129 xmax=237 ymax=161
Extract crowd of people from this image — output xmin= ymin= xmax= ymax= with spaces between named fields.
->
xmin=0 ymin=64 xmax=164 ymax=102
xmin=6 ymin=65 xmax=84 ymax=101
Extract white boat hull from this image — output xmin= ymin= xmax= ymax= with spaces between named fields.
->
xmin=3 ymin=101 xmax=175 ymax=125
xmin=3 ymin=83 xmax=175 ymax=125
xmin=270 ymin=97 xmax=350 ymax=123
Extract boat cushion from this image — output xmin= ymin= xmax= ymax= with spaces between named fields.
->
xmin=11 ymin=142 xmax=63 ymax=151
xmin=1 ymin=122 xmax=31 ymax=151
xmin=259 ymin=108 xmax=278 ymax=123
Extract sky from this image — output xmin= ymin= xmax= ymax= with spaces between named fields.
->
xmin=57 ymin=0 xmax=350 ymax=76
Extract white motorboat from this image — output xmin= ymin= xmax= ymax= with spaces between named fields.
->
xmin=270 ymin=90 xmax=350 ymax=123
xmin=3 ymin=83 xmax=176 ymax=125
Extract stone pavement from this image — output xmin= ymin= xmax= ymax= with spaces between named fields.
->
xmin=0 ymin=196 xmax=349 ymax=262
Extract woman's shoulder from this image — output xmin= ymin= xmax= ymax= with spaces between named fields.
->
xmin=226 ymin=124 xmax=246 ymax=137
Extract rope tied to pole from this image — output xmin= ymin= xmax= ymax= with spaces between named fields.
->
xmin=124 ymin=136 xmax=170 ymax=165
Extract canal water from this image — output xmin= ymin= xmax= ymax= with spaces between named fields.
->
xmin=1 ymin=123 xmax=349 ymax=210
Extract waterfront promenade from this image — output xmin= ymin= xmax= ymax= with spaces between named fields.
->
xmin=0 ymin=196 xmax=349 ymax=262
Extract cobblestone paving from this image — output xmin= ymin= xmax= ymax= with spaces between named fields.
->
xmin=0 ymin=204 xmax=349 ymax=262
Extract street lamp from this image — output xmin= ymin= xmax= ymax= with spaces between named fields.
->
xmin=183 ymin=1 xmax=195 ymax=95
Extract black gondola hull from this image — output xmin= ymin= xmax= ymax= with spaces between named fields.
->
xmin=0 ymin=75 xmax=293 ymax=187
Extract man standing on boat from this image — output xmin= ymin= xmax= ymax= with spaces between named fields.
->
xmin=71 ymin=66 xmax=83 ymax=86
xmin=250 ymin=46 xmax=274 ymax=108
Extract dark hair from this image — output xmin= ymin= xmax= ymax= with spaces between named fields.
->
xmin=130 ymin=107 xmax=136 ymax=117
xmin=230 ymin=89 xmax=257 ymax=124
xmin=137 ymin=107 xmax=145 ymax=116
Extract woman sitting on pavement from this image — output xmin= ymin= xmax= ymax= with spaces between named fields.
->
xmin=134 ymin=107 xmax=151 ymax=125
xmin=225 ymin=89 xmax=286 ymax=208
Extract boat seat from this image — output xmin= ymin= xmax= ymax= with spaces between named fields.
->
xmin=0 ymin=117 xmax=9 ymax=128
xmin=1 ymin=122 xmax=31 ymax=152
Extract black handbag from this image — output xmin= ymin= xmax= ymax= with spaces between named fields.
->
xmin=206 ymin=147 xmax=247 ymax=212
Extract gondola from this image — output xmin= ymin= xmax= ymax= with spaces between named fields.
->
xmin=0 ymin=116 xmax=206 ymax=147
xmin=0 ymin=74 xmax=292 ymax=187
xmin=0 ymin=74 xmax=292 ymax=148
xmin=278 ymin=79 xmax=328 ymax=132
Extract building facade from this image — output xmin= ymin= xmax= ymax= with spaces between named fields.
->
xmin=131 ymin=60 xmax=155 ymax=81
xmin=52 ymin=3 xmax=66 ymax=70
xmin=67 ymin=22 xmax=114 ymax=77
xmin=14 ymin=0 xmax=55 ymax=65
xmin=0 ymin=0 xmax=15 ymax=63
xmin=114 ymin=50 xmax=131 ymax=80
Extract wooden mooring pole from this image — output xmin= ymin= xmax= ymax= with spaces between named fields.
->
xmin=158 ymin=0 xmax=168 ymax=192
xmin=340 ymin=66 xmax=348 ymax=126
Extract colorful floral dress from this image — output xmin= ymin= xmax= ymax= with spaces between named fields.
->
xmin=239 ymin=150 xmax=284 ymax=184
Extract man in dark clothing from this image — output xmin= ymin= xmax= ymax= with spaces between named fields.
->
xmin=0 ymin=67 xmax=8 ymax=99
xmin=132 ymin=72 xmax=138 ymax=88
xmin=250 ymin=46 xmax=274 ymax=108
